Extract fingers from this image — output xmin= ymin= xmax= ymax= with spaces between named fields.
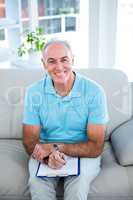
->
xmin=32 ymin=144 xmax=66 ymax=168
xmin=59 ymin=152 xmax=66 ymax=161
xmin=48 ymin=156 xmax=64 ymax=169
xmin=32 ymin=144 xmax=41 ymax=160
xmin=48 ymin=151 xmax=66 ymax=169
xmin=32 ymin=144 xmax=40 ymax=158
xmin=51 ymin=151 xmax=66 ymax=165
xmin=32 ymin=144 xmax=50 ymax=162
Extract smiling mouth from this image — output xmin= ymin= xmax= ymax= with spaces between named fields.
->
xmin=54 ymin=71 xmax=67 ymax=76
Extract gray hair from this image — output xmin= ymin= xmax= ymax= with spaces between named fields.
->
xmin=42 ymin=39 xmax=72 ymax=55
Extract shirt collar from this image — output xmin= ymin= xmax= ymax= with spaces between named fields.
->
xmin=44 ymin=71 xmax=81 ymax=98
xmin=44 ymin=74 xmax=56 ymax=95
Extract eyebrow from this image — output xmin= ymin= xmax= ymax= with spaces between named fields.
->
xmin=47 ymin=56 xmax=69 ymax=62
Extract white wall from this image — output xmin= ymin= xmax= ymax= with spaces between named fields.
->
xmin=89 ymin=0 xmax=117 ymax=68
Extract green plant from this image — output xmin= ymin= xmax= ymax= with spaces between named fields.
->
xmin=18 ymin=27 xmax=46 ymax=57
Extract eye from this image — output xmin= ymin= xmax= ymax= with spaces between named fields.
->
xmin=61 ymin=58 xmax=70 ymax=63
xmin=47 ymin=59 xmax=56 ymax=64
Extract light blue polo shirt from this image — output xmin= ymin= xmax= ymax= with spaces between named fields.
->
xmin=23 ymin=72 xmax=109 ymax=143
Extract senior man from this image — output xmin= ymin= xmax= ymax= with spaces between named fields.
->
xmin=23 ymin=39 xmax=109 ymax=200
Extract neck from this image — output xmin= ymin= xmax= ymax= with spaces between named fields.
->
xmin=53 ymin=72 xmax=75 ymax=96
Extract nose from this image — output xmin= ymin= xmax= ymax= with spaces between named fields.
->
xmin=55 ymin=61 xmax=63 ymax=70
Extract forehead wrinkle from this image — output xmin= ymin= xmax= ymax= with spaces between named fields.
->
xmin=47 ymin=56 xmax=69 ymax=61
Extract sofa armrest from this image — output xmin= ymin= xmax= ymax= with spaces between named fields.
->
xmin=111 ymin=118 xmax=133 ymax=166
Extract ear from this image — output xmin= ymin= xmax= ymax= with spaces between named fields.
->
xmin=41 ymin=58 xmax=46 ymax=69
xmin=72 ymin=55 xmax=74 ymax=65
xmin=41 ymin=58 xmax=44 ymax=65
xmin=41 ymin=58 xmax=48 ymax=74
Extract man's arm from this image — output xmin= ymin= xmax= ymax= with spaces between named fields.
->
xmin=23 ymin=124 xmax=41 ymax=155
xmin=23 ymin=124 xmax=53 ymax=161
xmin=58 ymin=124 xmax=106 ymax=158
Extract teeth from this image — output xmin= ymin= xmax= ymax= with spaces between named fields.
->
xmin=55 ymin=72 xmax=65 ymax=75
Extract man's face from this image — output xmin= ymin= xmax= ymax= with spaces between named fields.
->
xmin=42 ymin=43 xmax=74 ymax=84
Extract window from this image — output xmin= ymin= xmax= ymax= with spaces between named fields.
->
xmin=37 ymin=0 xmax=79 ymax=34
xmin=38 ymin=0 xmax=79 ymax=16
xmin=0 ymin=0 xmax=5 ymax=17
xmin=116 ymin=0 xmax=133 ymax=80
xmin=0 ymin=0 xmax=80 ymax=51
xmin=65 ymin=17 xmax=76 ymax=31
xmin=0 ymin=0 xmax=6 ymax=47
xmin=21 ymin=0 xmax=29 ymax=31
xmin=39 ymin=17 xmax=62 ymax=34
xmin=0 ymin=0 xmax=89 ymax=69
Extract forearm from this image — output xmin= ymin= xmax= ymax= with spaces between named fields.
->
xmin=59 ymin=141 xmax=103 ymax=158
xmin=23 ymin=139 xmax=54 ymax=160
xmin=23 ymin=125 xmax=41 ymax=156
xmin=23 ymin=138 xmax=40 ymax=155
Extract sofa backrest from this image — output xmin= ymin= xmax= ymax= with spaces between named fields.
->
xmin=76 ymin=68 xmax=132 ymax=140
xmin=0 ymin=68 xmax=132 ymax=140
xmin=0 ymin=68 xmax=44 ymax=139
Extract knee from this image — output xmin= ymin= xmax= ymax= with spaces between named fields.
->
xmin=28 ymin=176 xmax=45 ymax=189
xmin=64 ymin=176 xmax=90 ymax=200
xmin=28 ymin=177 xmax=48 ymax=199
xmin=64 ymin=186 xmax=89 ymax=200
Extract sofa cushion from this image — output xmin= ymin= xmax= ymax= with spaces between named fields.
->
xmin=57 ymin=143 xmax=133 ymax=199
xmin=0 ymin=140 xmax=133 ymax=200
xmin=111 ymin=118 xmax=133 ymax=166
xmin=0 ymin=140 xmax=30 ymax=199
xmin=0 ymin=139 xmax=63 ymax=200
xmin=89 ymin=142 xmax=133 ymax=199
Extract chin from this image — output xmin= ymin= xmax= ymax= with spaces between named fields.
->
xmin=53 ymin=74 xmax=69 ymax=84
xmin=54 ymin=78 xmax=68 ymax=84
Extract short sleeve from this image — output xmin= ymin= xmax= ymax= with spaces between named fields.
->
xmin=87 ymin=87 xmax=109 ymax=124
xmin=23 ymin=87 xmax=41 ymax=125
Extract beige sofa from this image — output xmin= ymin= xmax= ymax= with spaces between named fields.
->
xmin=0 ymin=68 xmax=133 ymax=200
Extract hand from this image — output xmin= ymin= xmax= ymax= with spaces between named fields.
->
xmin=32 ymin=143 xmax=52 ymax=162
xmin=48 ymin=150 xmax=66 ymax=169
